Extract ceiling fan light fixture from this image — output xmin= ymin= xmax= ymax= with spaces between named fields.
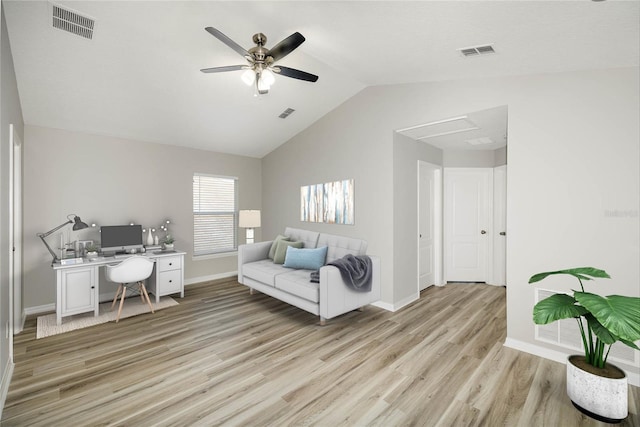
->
xmin=257 ymin=75 xmax=270 ymax=92
xmin=261 ymin=69 xmax=276 ymax=87
xmin=241 ymin=69 xmax=256 ymax=86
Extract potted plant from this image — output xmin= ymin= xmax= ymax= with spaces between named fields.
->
xmin=85 ymin=243 xmax=99 ymax=260
xmin=163 ymin=235 xmax=175 ymax=250
xmin=530 ymin=267 xmax=640 ymax=423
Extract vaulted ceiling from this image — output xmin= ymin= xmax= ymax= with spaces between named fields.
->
xmin=4 ymin=1 xmax=639 ymax=158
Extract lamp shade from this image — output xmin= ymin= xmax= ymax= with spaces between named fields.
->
xmin=239 ymin=210 xmax=261 ymax=228
xmin=71 ymin=215 xmax=89 ymax=231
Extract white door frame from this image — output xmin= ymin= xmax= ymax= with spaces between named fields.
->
xmin=492 ymin=165 xmax=507 ymax=286
xmin=417 ymin=161 xmax=443 ymax=293
xmin=9 ymin=125 xmax=23 ymax=340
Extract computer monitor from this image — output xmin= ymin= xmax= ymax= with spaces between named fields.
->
xmin=100 ymin=225 xmax=144 ymax=253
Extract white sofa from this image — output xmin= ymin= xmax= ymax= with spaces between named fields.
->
xmin=237 ymin=227 xmax=381 ymax=325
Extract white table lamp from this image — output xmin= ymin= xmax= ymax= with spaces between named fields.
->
xmin=239 ymin=210 xmax=261 ymax=244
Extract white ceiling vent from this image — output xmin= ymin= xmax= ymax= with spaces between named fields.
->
xmin=51 ymin=3 xmax=95 ymax=40
xmin=466 ymin=137 xmax=494 ymax=146
xmin=459 ymin=44 xmax=495 ymax=57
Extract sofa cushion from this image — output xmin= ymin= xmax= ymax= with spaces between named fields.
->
xmin=283 ymin=246 xmax=328 ymax=270
xmin=284 ymin=227 xmax=319 ymax=249
xmin=273 ymin=240 xmax=304 ymax=264
xmin=275 ymin=269 xmax=320 ymax=303
xmin=242 ymin=260 xmax=288 ymax=286
xmin=317 ymin=233 xmax=368 ymax=263
xmin=268 ymin=234 xmax=289 ymax=260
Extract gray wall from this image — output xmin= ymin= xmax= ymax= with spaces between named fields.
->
xmin=261 ymin=88 xmax=396 ymax=302
xmin=23 ymin=126 xmax=261 ymax=308
xmin=262 ymin=67 xmax=639 ymax=376
xmin=1 ymin=1 xmax=24 ymax=408
xmin=393 ymin=132 xmax=442 ymax=305
xmin=443 ymin=148 xmax=503 ymax=167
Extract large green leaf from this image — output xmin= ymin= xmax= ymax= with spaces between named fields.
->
xmin=528 ymin=267 xmax=610 ymax=284
xmin=585 ymin=313 xmax=617 ymax=345
xmin=575 ymin=292 xmax=640 ymax=343
xmin=533 ymin=293 xmax=587 ymax=325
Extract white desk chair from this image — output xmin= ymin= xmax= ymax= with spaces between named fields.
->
xmin=105 ymin=256 xmax=155 ymax=323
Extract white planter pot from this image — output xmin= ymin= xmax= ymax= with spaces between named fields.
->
xmin=164 ymin=243 xmax=174 ymax=250
xmin=566 ymin=355 xmax=627 ymax=423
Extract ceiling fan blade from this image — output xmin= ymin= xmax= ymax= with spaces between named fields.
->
xmin=200 ymin=65 xmax=246 ymax=73
xmin=205 ymin=27 xmax=250 ymax=58
xmin=275 ymin=66 xmax=318 ymax=82
xmin=269 ymin=32 xmax=305 ymax=62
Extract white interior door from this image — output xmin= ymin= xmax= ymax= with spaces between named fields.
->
xmin=444 ymin=168 xmax=493 ymax=282
xmin=492 ymin=165 xmax=507 ymax=286
xmin=418 ymin=161 xmax=441 ymax=291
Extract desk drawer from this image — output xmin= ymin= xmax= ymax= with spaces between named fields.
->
xmin=157 ymin=256 xmax=181 ymax=272
xmin=157 ymin=269 xmax=182 ymax=294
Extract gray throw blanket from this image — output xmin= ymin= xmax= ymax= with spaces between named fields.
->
xmin=327 ymin=254 xmax=372 ymax=292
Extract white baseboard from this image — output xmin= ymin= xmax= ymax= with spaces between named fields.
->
xmin=185 ymin=271 xmax=237 ymax=286
xmin=0 ymin=357 xmax=14 ymax=420
xmin=504 ymin=338 xmax=640 ymax=387
xmin=23 ymin=303 xmax=55 ymax=317
xmin=371 ymin=292 xmax=419 ymax=312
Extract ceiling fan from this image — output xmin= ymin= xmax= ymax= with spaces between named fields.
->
xmin=200 ymin=27 xmax=319 ymax=95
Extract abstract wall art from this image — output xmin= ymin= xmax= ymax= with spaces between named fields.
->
xmin=301 ymin=179 xmax=354 ymax=225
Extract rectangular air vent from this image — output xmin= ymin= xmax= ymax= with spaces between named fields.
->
xmin=459 ymin=44 xmax=495 ymax=57
xmin=466 ymin=137 xmax=494 ymax=146
xmin=52 ymin=3 xmax=94 ymax=40
xmin=535 ymin=289 xmax=638 ymax=365
xmin=279 ymin=108 xmax=295 ymax=119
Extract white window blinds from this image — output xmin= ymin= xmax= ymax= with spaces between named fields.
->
xmin=193 ymin=174 xmax=238 ymax=255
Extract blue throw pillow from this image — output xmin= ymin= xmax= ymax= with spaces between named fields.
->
xmin=283 ymin=246 xmax=328 ymax=270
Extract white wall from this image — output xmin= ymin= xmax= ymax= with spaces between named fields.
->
xmin=262 ymin=67 xmax=639 ymax=376
xmin=22 ymin=126 xmax=262 ymax=309
xmin=1 ymin=1 xmax=25 ymax=414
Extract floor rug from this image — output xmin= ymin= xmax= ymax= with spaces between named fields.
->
xmin=36 ymin=296 xmax=178 ymax=339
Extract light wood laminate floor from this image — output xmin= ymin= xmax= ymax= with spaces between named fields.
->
xmin=3 ymin=279 xmax=639 ymax=426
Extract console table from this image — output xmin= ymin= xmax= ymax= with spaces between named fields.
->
xmin=52 ymin=251 xmax=185 ymax=325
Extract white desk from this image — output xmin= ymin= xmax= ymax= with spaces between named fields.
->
xmin=52 ymin=251 xmax=185 ymax=325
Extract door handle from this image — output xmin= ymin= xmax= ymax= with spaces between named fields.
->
xmin=500 ymin=231 xmax=506 ymax=236
xmin=480 ymin=230 xmax=487 ymax=235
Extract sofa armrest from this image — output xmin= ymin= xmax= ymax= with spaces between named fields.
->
xmin=238 ymin=241 xmax=272 ymax=283
xmin=319 ymin=255 xmax=381 ymax=320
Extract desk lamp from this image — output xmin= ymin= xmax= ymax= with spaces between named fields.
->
xmin=38 ymin=214 xmax=88 ymax=263
xmin=239 ymin=210 xmax=261 ymax=244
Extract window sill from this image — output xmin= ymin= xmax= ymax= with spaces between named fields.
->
xmin=192 ymin=251 xmax=238 ymax=261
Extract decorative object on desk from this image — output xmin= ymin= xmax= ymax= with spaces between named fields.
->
xmin=85 ymin=243 xmax=99 ymax=260
xmin=159 ymin=219 xmax=171 ymax=234
xmin=146 ymin=228 xmax=154 ymax=246
xmin=36 ymin=296 xmax=178 ymax=338
xmin=37 ymin=214 xmax=89 ymax=263
xmin=530 ymin=267 xmax=640 ymax=423
xmin=239 ymin=210 xmax=261 ymax=244
xmin=154 ymin=235 xmax=159 ymax=245
xmin=163 ymin=234 xmax=175 ymax=250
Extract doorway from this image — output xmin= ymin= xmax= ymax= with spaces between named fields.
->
xmin=418 ymin=161 xmax=442 ymax=291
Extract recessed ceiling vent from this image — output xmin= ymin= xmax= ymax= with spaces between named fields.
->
xmin=279 ymin=108 xmax=295 ymax=119
xmin=51 ymin=3 xmax=94 ymax=40
xmin=459 ymin=44 xmax=495 ymax=57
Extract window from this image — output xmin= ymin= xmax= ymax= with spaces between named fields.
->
xmin=193 ymin=174 xmax=238 ymax=255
